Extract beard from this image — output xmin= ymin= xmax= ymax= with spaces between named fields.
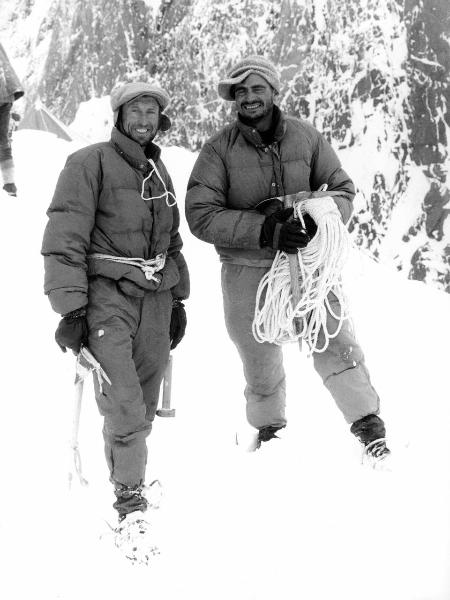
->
xmin=237 ymin=100 xmax=274 ymax=126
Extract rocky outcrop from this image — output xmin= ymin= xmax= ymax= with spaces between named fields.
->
xmin=0 ymin=0 xmax=448 ymax=292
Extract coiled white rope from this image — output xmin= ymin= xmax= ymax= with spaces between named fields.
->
xmin=252 ymin=196 xmax=351 ymax=354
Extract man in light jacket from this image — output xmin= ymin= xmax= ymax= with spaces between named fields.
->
xmin=185 ymin=55 xmax=390 ymax=466
xmin=42 ymin=82 xmax=189 ymax=562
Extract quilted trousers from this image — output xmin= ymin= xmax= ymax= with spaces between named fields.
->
xmin=87 ymin=276 xmax=171 ymax=490
xmin=221 ymin=263 xmax=380 ymax=429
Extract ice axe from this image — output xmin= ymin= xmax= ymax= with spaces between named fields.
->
xmin=279 ymin=192 xmax=308 ymax=350
xmin=68 ymin=346 xmax=111 ymax=488
xmin=255 ymin=192 xmax=310 ymax=350
xmin=156 ymin=354 xmax=175 ymax=417
xmin=69 ymin=374 xmax=88 ymax=489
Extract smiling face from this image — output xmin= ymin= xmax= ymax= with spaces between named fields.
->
xmin=233 ymin=73 xmax=275 ymax=130
xmin=121 ymin=95 xmax=161 ymax=146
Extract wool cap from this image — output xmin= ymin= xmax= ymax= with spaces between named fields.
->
xmin=110 ymin=81 xmax=172 ymax=131
xmin=218 ymin=55 xmax=280 ymax=101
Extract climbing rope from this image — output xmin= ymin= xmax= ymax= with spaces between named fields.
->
xmin=88 ymin=252 xmax=166 ymax=281
xmin=252 ymin=195 xmax=351 ymax=354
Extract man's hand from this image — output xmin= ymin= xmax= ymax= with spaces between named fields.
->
xmin=260 ymin=207 xmax=310 ymax=254
xmin=55 ymin=307 xmax=88 ymax=354
xmin=170 ymin=299 xmax=187 ymax=350
xmin=302 ymin=213 xmax=318 ymax=239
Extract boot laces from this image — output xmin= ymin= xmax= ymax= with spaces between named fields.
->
xmin=117 ymin=485 xmax=145 ymax=507
xmin=363 ymin=438 xmax=391 ymax=462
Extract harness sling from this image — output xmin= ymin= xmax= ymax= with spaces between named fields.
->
xmin=88 ymin=252 xmax=166 ymax=281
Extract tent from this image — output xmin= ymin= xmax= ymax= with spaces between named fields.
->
xmin=18 ymin=99 xmax=86 ymax=143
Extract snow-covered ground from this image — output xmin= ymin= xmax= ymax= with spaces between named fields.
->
xmin=0 ymin=127 xmax=449 ymax=600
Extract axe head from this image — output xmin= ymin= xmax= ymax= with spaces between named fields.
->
xmin=157 ymin=354 xmax=174 ymax=417
xmin=156 ymin=408 xmax=176 ymax=418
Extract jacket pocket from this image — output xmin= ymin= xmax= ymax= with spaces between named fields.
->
xmin=157 ymin=256 xmax=180 ymax=292
xmin=117 ymin=279 xmax=145 ymax=298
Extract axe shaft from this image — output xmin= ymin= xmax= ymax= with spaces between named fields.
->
xmin=283 ymin=195 xmax=303 ymax=349
xmin=161 ymin=354 xmax=173 ymax=409
xmin=156 ymin=354 xmax=175 ymax=417
xmin=278 ymin=184 xmax=331 ymax=345
xmin=69 ymin=378 xmax=88 ymax=487
xmin=71 ymin=379 xmax=84 ymax=447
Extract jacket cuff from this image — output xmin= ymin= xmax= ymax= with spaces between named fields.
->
xmin=332 ymin=196 xmax=353 ymax=224
xmin=48 ymin=289 xmax=88 ymax=316
xmin=63 ymin=306 xmax=87 ymax=320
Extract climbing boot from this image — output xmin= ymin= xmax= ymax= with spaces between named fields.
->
xmin=255 ymin=424 xmax=286 ymax=449
xmin=113 ymin=483 xmax=148 ymax=519
xmin=235 ymin=424 xmax=286 ymax=452
xmin=351 ymin=414 xmax=391 ymax=469
xmin=3 ymin=182 xmax=17 ymax=196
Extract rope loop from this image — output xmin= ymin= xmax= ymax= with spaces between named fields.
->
xmin=88 ymin=252 xmax=166 ymax=281
xmin=252 ymin=194 xmax=351 ymax=355
xmin=141 ymin=158 xmax=177 ymax=207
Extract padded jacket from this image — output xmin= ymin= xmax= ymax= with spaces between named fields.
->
xmin=0 ymin=43 xmax=24 ymax=104
xmin=42 ymin=127 xmax=189 ymax=315
xmin=185 ymin=106 xmax=355 ymax=266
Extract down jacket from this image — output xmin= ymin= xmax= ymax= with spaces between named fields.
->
xmin=0 ymin=43 xmax=24 ymax=104
xmin=185 ymin=106 xmax=355 ymax=267
xmin=42 ymin=127 xmax=189 ymax=315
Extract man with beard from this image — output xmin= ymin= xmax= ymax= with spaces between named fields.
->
xmin=42 ymin=82 xmax=189 ymax=562
xmin=185 ymin=56 xmax=390 ymax=466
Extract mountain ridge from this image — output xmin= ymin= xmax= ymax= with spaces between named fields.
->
xmin=0 ymin=0 xmax=448 ymax=292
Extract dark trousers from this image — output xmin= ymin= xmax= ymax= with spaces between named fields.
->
xmin=0 ymin=103 xmax=12 ymax=162
xmin=87 ymin=276 xmax=171 ymax=514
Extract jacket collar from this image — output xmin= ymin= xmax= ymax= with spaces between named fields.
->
xmin=236 ymin=105 xmax=286 ymax=148
xmin=110 ymin=127 xmax=161 ymax=172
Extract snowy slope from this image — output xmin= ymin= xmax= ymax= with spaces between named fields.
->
xmin=0 ymin=128 xmax=449 ymax=600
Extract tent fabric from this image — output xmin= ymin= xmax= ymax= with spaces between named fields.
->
xmin=18 ymin=100 xmax=75 ymax=141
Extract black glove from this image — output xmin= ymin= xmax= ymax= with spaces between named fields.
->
xmin=302 ymin=213 xmax=318 ymax=239
xmin=260 ymin=207 xmax=310 ymax=254
xmin=55 ymin=307 xmax=88 ymax=354
xmin=170 ymin=299 xmax=187 ymax=350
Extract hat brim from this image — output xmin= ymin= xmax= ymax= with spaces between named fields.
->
xmin=218 ymin=69 xmax=255 ymax=101
xmin=118 ymin=90 xmax=170 ymax=112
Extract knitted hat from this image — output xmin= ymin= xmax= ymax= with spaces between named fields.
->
xmin=218 ymin=55 xmax=280 ymax=101
xmin=110 ymin=82 xmax=172 ymax=131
